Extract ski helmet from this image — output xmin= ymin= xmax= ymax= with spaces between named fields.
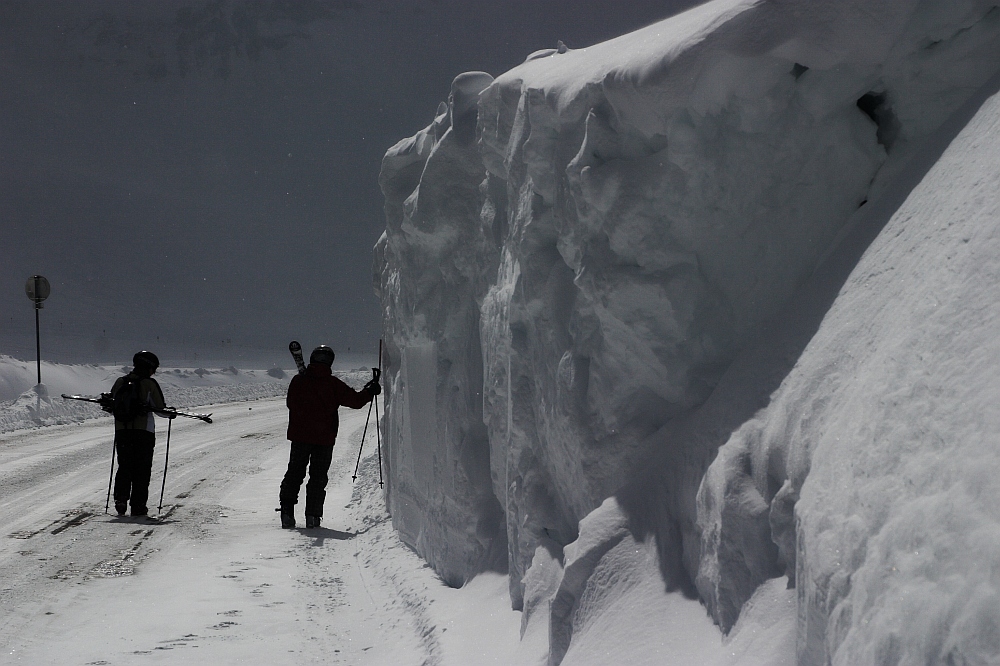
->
xmin=310 ymin=345 xmax=335 ymax=366
xmin=133 ymin=350 xmax=160 ymax=372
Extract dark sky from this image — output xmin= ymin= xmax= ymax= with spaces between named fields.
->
xmin=1 ymin=0 xmax=699 ymax=366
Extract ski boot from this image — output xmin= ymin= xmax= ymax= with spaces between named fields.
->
xmin=115 ymin=502 xmax=127 ymax=516
xmin=276 ymin=507 xmax=295 ymax=529
xmin=305 ymin=515 xmax=321 ymax=529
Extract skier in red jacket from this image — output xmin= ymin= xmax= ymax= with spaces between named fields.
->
xmin=279 ymin=345 xmax=380 ymax=529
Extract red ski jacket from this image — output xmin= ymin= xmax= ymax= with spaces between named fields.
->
xmin=286 ymin=363 xmax=374 ymax=446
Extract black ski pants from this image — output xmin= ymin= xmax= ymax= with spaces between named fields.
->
xmin=113 ymin=429 xmax=155 ymax=515
xmin=279 ymin=441 xmax=334 ymax=517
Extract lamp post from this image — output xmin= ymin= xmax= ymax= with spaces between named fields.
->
xmin=24 ymin=275 xmax=50 ymax=385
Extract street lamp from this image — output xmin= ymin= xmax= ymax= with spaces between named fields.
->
xmin=24 ymin=275 xmax=50 ymax=385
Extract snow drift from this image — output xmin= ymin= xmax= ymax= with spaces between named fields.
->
xmin=374 ymin=0 xmax=1000 ymax=662
xmin=0 ymin=355 xmax=291 ymax=433
xmin=697 ymin=74 xmax=1000 ymax=665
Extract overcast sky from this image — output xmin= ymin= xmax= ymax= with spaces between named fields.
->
xmin=1 ymin=0 xmax=698 ymax=367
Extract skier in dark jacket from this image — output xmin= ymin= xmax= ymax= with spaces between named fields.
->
xmin=279 ymin=345 xmax=380 ymax=529
xmin=112 ymin=350 xmax=171 ymax=517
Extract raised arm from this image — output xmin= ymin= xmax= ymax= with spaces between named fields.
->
xmin=334 ymin=375 xmax=376 ymax=410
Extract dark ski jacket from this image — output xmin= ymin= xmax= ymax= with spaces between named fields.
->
xmin=286 ymin=363 xmax=374 ymax=446
xmin=111 ymin=373 xmax=166 ymax=433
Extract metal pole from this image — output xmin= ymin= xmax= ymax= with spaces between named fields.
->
xmin=375 ymin=339 xmax=383 ymax=488
xmin=105 ymin=440 xmax=117 ymax=514
xmin=352 ymin=397 xmax=374 ymax=482
xmin=158 ymin=417 xmax=172 ymax=514
xmin=375 ymin=390 xmax=383 ymax=488
xmin=34 ymin=306 xmax=41 ymax=385
xmin=25 ymin=275 xmax=49 ymax=384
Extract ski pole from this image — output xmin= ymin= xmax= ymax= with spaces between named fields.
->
xmin=375 ymin=390 xmax=383 ymax=488
xmin=352 ymin=339 xmax=383 ymax=483
xmin=352 ymin=397 xmax=374 ymax=482
xmin=60 ymin=395 xmax=213 ymax=423
xmin=375 ymin=339 xmax=383 ymax=488
xmin=154 ymin=408 xmax=213 ymax=424
xmin=158 ymin=416 xmax=172 ymax=514
xmin=105 ymin=440 xmax=117 ymax=514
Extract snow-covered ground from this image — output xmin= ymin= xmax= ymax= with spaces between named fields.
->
xmin=0 ymin=367 xmax=802 ymax=665
xmin=0 ymin=387 xmax=527 ymax=665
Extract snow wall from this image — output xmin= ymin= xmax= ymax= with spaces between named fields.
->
xmin=374 ymin=0 xmax=1000 ymax=663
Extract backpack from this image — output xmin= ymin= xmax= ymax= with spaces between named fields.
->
xmin=112 ymin=375 xmax=148 ymax=422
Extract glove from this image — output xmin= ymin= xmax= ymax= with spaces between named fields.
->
xmin=364 ymin=379 xmax=381 ymax=396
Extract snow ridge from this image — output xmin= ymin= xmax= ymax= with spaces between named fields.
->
xmin=0 ymin=357 xmax=381 ymax=434
xmin=375 ymin=0 xmax=1000 ymax=663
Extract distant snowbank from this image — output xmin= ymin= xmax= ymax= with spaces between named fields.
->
xmin=0 ymin=355 xmax=375 ymax=434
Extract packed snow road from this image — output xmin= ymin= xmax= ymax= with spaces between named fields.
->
xmin=0 ymin=397 xmax=521 ymax=665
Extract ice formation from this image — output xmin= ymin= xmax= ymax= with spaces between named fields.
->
xmin=374 ymin=0 xmax=1000 ymax=662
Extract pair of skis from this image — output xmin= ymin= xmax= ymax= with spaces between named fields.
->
xmin=60 ymin=394 xmax=213 ymax=423
xmin=288 ymin=340 xmax=383 ymax=487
